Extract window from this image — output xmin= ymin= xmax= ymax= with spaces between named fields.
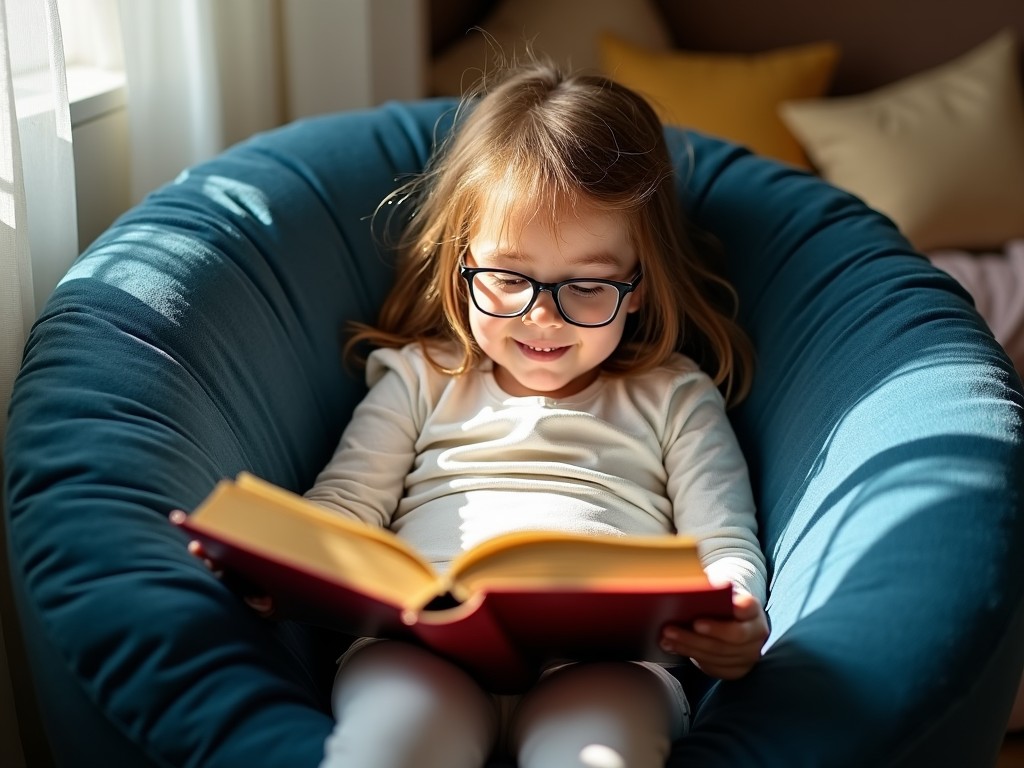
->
xmin=56 ymin=0 xmax=125 ymax=126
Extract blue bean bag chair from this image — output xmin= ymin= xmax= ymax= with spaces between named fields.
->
xmin=5 ymin=98 xmax=1024 ymax=767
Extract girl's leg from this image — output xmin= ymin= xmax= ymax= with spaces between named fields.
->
xmin=510 ymin=662 xmax=687 ymax=768
xmin=320 ymin=640 xmax=498 ymax=768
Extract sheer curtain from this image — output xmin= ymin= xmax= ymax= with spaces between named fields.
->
xmin=0 ymin=0 xmax=76 ymax=438
xmin=0 ymin=0 xmax=33 ymax=447
xmin=1 ymin=1 xmax=75 ymax=764
xmin=118 ymin=0 xmax=427 ymax=202
xmin=0 ymin=7 xmax=31 ymax=768
xmin=118 ymin=0 xmax=285 ymax=203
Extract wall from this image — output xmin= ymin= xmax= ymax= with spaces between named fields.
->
xmin=70 ymin=68 xmax=130 ymax=254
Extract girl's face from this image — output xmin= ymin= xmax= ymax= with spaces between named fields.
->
xmin=465 ymin=199 xmax=641 ymax=399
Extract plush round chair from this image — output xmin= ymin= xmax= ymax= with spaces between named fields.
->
xmin=5 ymin=98 xmax=1024 ymax=767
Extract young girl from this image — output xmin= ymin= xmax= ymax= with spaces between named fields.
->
xmin=242 ymin=60 xmax=767 ymax=768
xmin=291 ymin=60 xmax=770 ymax=768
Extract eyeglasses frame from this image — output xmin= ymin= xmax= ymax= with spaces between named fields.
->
xmin=459 ymin=263 xmax=644 ymax=328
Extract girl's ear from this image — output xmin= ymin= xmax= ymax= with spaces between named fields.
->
xmin=626 ymin=283 xmax=644 ymax=313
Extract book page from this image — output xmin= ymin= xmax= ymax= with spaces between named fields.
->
xmin=188 ymin=474 xmax=443 ymax=609
xmin=447 ymin=530 xmax=710 ymax=599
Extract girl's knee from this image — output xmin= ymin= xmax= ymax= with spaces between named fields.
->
xmin=323 ymin=641 xmax=497 ymax=768
xmin=511 ymin=662 xmax=681 ymax=768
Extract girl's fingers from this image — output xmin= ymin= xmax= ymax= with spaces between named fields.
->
xmin=693 ymin=618 xmax=764 ymax=645
xmin=664 ymin=620 xmax=764 ymax=648
xmin=730 ymin=592 xmax=764 ymax=620
xmin=664 ymin=593 xmax=768 ymax=680
xmin=661 ymin=628 xmax=763 ymax=662
xmin=244 ymin=594 xmax=276 ymax=618
xmin=665 ymin=632 xmax=762 ymax=679
xmin=187 ymin=540 xmax=223 ymax=578
xmin=666 ymin=641 xmax=762 ymax=669
xmin=185 ymin=535 xmax=273 ymax=618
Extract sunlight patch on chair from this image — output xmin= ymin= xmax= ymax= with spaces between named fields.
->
xmin=57 ymin=227 xmax=209 ymax=325
xmin=762 ymin=346 xmax=1017 ymax=637
xmin=181 ymin=171 xmax=274 ymax=226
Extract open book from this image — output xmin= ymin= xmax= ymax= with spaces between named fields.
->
xmin=174 ymin=472 xmax=733 ymax=693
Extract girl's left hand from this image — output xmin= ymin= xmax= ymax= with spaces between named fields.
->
xmin=659 ymin=590 xmax=769 ymax=680
xmin=172 ymin=510 xmax=277 ymax=619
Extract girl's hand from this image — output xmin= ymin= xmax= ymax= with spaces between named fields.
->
xmin=172 ymin=510 xmax=277 ymax=619
xmin=659 ymin=589 xmax=768 ymax=680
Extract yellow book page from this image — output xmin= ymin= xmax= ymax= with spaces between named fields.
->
xmin=192 ymin=473 xmax=443 ymax=608
xmin=447 ymin=531 xmax=709 ymax=600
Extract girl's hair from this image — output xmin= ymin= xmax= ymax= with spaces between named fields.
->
xmin=348 ymin=59 xmax=754 ymax=405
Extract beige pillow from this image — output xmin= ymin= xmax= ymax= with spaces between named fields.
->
xmin=780 ymin=29 xmax=1024 ymax=252
xmin=600 ymin=35 xmax=840 ymax=168
xmin=430 ymin=0 xmax=671 ymax=97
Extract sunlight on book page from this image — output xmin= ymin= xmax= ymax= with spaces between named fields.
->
xmin=449 ymin=530 xmax=709 ymax=595
xmin=187 ymin=474 xmax=443 ymax=607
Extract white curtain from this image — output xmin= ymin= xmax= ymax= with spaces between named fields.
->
xmin=118 ymin=0 xmax=284 ymax=203
xmin=2 ymin=4 xmax=75 ymax=765
xmin=0 ymin=0 xmax=33 ymax=447
xmin=0 ymin=0 xmax=76 ymax=440
xmin=117 ymin=0 xmax=427 ymax=204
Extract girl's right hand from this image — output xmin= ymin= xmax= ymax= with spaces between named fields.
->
xmin=659 ymin=589 xmax=768 ymax=680
xmin=173 ymin=510 xmax=277 ymax=618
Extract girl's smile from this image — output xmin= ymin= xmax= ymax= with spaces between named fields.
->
xmin=515 ymin=340 xmax=572 ymax=361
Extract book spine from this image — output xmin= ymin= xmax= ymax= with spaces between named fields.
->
xmin=408 ymin=592 xmax=540 ymax=694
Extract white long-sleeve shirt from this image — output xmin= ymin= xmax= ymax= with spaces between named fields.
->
xmin=305 ymin=342 xmax=766 ymax=603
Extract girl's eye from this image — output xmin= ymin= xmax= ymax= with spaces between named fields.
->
xmin=487 ymin=274 xmax=528 ymax=292
xmin=565 ymin=283 xmax=608 ymax=298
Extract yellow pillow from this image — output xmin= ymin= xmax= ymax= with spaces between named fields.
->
xmin=599 ymin=34 xmax=840 ymax=168
xmin=779 ymin=29 xmax=1024 ymax=252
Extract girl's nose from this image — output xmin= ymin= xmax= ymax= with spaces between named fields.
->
xmin=522 ymin=289 xmax=564 ymax=327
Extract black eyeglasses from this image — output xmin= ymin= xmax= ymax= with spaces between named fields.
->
xmin=459 ymin=263 xmax=643 ymax=328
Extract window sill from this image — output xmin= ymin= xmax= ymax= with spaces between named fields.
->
xmin=67 ymin=65 xmax=126 ymax=125
xmin=14 ymin=64 xmax=126 ymax=127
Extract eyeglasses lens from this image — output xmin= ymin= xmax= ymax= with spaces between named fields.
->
xmin=470 ymin=272 xmax=618 ymax=326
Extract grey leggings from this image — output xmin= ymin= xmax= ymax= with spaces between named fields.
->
xmin=320 ymin=639 xmax=688 ymax=768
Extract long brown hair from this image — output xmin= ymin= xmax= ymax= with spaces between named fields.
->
xmin=348 ymin=60 xmax=754 ymax=405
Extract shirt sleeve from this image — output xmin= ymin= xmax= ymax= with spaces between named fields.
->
xmin=663 ymin=373 xmax=768 ymax=604
xmin=302 ymin=347 xmax=424 ymax=528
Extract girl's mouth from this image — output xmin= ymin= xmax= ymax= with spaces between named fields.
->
xmin=516 ymin=341 xmax=570 ymax=361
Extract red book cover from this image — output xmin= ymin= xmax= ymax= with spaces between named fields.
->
xmin=174 ymin=473 xmax=733 ymax=693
